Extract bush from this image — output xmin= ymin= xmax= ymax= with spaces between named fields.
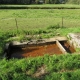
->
xmin=66 ymin=0 xmax=80 ymax=4
xmin=44 ymin=73 xmax=61 ymax=80
xmin=1 ymin=54 xmax=80 ymax=80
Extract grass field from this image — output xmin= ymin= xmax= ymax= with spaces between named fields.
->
xmin=0 ymin=8 xmax=80 ymax=55
xmin=0 ymin=5 xmax=80 ymax=80
xmin=0 ymin=9 xmax=80 ymax=32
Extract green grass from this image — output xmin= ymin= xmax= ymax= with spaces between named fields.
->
xmin=0 ymin=9 xmax=80 ymax=32
xmin=0 ymin=6 xmax=80 ymax=80
xmin=0 ymin=9 xmax=80 ymax=55
xmin=0 ymin=4 xmax=80 ymax=9
xmin=1 ymin=54 xmax=80 ymax=80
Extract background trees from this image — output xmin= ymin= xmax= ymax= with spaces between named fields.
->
xmin=0 ymin=0 xmax=80 ymax=4
xmin=0 ymin=0 xmax=30 ymax=4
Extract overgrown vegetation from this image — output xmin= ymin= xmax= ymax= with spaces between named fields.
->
xmin=0 ymin=26 xmax=80 ymax=56
xmin=0 ymin=9 xmax=80 ymax=56
xmin=0 ymin=5 xmax=80 ymax=80
xmin=1 ymin=54 xmax=80 ymax=80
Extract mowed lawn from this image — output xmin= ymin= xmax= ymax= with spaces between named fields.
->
xmin=0 ymin=9 xmax=80 ymax=33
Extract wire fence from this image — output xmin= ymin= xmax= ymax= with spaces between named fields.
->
xmin=0 ymin=17 xmax=80 ymax=32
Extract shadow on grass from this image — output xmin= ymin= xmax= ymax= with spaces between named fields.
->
xmin=0 ymin=32 xmax=17 ymax=57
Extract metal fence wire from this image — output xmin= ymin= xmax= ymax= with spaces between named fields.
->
xmin=0 ymin=17 xmax=80 ymax=32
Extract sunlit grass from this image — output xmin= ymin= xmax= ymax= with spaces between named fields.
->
xmin=1 ymin=54 xmax=80 ymax=80
xmin=0 ymin=8 xmax=80 ymax=55
xmin=0 ymin=6 xmax=80 ymax=80
xmin=0 ymin=9 xmax=80 ymax=33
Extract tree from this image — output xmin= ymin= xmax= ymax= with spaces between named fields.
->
xmin=45 ymin=0 xmax=49 ymax=3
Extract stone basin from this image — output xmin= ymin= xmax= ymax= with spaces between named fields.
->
xmin=4 ymin=36 xmax=76 ymax=59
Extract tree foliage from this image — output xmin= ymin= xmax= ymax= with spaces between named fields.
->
xmin=0 ymin=0 xmax=80 ymax=5
xmin=0 ymin=0 xmax=31 ymax=4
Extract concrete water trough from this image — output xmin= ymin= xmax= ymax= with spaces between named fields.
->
xmin=4 ymin=36 xmax=76 ymax=59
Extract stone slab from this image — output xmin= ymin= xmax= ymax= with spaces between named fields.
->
xmin=11 ymin=37 xmax=67 ymax=47
xmin=68 ymin=33 xmax=80 ymax=48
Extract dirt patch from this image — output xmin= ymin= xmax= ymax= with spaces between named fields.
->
xmin=32 ymin=65 xmax=48 ymax=78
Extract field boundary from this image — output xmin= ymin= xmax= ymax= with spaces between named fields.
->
xmin=0 ymin=5 xmax=80 ymax=9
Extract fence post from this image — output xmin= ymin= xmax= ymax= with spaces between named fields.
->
xmin=15 ymin=18 xmax=19 ymax=34
xmin=62 ymin=17 xmax=63 ymax=28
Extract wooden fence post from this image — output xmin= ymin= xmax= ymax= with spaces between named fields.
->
xmin=15 ymin=18 xmax=19 ymax=34
xmin=62 ymin=17 xmax=63 ymax=28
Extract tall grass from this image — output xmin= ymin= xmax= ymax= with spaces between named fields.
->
xmin=1 ymin=54 xmax=80 ymax=80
